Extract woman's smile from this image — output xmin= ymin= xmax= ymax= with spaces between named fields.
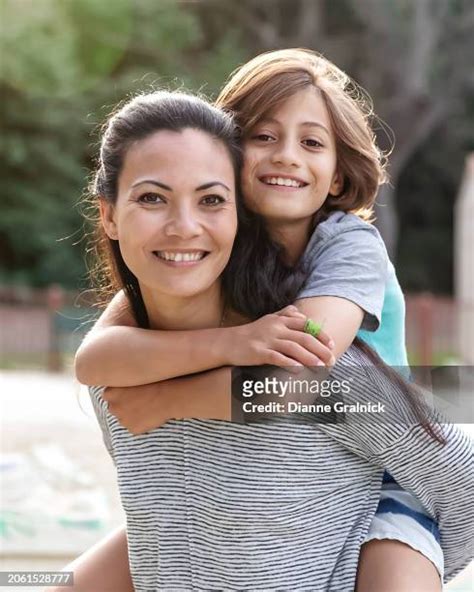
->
xmin=152 ymin=249 xmax=210 ymax=266
xmin=101 ymin=128 xmax=237 ymax=301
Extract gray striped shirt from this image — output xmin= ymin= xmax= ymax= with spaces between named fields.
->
xmin=90 ymin=347 xmax=473 ymax=591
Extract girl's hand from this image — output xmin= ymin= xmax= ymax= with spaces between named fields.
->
xmin=230 ymin=305 xmax=335 ymax=368
xmin=103 ymin=384 xmax=171 ymax=435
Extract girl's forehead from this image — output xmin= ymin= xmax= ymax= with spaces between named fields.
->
xmin=251 ymin=88 xmax=333 ymax=137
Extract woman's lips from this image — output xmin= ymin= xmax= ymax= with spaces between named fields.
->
xmin=152 ymin=251 xmax=210 ymax=267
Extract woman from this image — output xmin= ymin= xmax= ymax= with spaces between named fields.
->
xmin=52 ymin=88 xmax=473 ymax=591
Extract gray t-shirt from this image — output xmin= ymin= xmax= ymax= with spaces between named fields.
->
xmin=90 ymin=347 xmax=474 ymax=590
xmin=298 ymin=211 xmax=389 ymax=331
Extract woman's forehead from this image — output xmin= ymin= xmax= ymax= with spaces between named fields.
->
xmin=120 ymin=129 xmax=235 ymax=188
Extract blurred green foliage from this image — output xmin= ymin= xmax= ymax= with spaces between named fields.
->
xmin=0 ymin=0 xmax=247 ymax=289
xmin=1 ymin=0 xmax=472 ymax=293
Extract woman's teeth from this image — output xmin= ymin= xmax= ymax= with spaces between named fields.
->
xmin=155 ymin=251 xmax=207 ymax=262
xmin=263 ymin=177 xmax=305 ymax=187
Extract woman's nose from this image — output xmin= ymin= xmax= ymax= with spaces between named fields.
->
xmin=270 ymin=139 xmax=300 ymax=168
xmin=163 ymin=207 xmax=203 ymax=239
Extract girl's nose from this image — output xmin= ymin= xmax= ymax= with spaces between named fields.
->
xmin=270 ymin=139 xmax=300 ymax=168
xmin=163 ymin=207 xmax=203 ymax=239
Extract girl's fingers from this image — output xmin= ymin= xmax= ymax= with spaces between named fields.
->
xmin=265 ymin=349 xmax=304 ymax=372
xmin=297 ymin=332 xmax=335 ymax=366
xmin=283 ymin=318 xmax=335 ymax=354
xmin=274 ymin=305 xmax=300 ymax=317
xmin=313 ymin=328 xmax=335 ymax=349
xmin=275 ymin=339 xmax=325 ymax=367
xmin=279 ymin=324 xmax=336 ymax=366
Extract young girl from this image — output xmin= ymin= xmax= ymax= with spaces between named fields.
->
xmin=66 ymin=52 xmax=472 ymax=590
xmin=71 ymin=50 xmax=451 ymax=590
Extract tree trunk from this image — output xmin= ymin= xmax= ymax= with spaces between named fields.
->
xmin=373 ymin=184 xmax=398 ymax=262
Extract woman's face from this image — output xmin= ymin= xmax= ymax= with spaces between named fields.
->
xmin=241 ymin=87 xmax=342 ymax=225
xmin=101 ymin=128 xmax=237 ymax=300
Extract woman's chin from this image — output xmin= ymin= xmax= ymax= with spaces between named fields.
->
xmin=141 ymin=280 xmax=218 ymax=301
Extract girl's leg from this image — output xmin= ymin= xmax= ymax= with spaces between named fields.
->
xmin=355 ymin=539 xmax=442 ymax=592
xmin=48 ymin=525 xmax=134 ymax=592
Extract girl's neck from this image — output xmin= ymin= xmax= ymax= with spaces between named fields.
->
xmin=267 ymin=218 xmax=313 ymax=266
xmin=140 ymin=281 xmax=226 ymax=331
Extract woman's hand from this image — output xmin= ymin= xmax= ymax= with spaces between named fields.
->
xmin=229 ymin=305 xmax=335 ymax=368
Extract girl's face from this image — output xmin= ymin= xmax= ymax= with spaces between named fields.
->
xmin=241 ymin=87 xmax=342 ymax=225
xmin=100 ymin=128 xmax=237 ymax=300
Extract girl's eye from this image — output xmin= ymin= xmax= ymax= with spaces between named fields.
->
xmin=252 ymin=133 xmax=275 ymax=142
xmin=138 ymin=193 xmax=165 ymax=204
xmin=303 ymin=139 xmax=323 ymax=148
xmin=201 ymin=195 xmax=225 ymax=206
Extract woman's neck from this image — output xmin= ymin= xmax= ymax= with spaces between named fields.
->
xmin=267 ymin=218 xmax=313 ymax=266
xmin=140 ymin=281 xmax=225 ymax=331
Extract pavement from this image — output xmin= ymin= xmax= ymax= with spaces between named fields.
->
xmin=0 ymin=370 xmax=472 ymax=591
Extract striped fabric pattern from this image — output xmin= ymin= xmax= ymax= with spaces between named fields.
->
xmin=89 ymin=347 xmax=473 ymax=591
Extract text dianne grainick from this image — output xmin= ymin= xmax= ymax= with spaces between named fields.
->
xmin=242 ymin=401 xmax=386 ymax=414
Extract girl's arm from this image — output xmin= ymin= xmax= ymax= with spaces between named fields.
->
xmin=294 ymin=296 xmax=363 ymax=359
xmin=76 ymin=291 xmax=335 ymax=387
xmin=103 ymin=367 xmax=233 ymax=434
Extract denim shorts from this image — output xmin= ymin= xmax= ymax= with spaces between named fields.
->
xmin=364 ymin=471 xmax=444 ymax=580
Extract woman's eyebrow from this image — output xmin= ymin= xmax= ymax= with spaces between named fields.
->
xmin=195 ymin=182 xmax=230 ymax=192
xmin=131 ymin=179 xmax=172 ymax=190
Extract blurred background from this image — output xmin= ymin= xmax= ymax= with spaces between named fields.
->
xmin=1 ymin=0 xmax=473 ymax=590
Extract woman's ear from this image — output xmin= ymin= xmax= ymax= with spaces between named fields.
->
xmin=329 ymin=170 xmax=344 ymax=197
xmin=99 ymin=198 xmax=118 ymax=240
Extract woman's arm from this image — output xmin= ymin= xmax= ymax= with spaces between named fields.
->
xmin=76 ymin=291 xmax=335 ymax=387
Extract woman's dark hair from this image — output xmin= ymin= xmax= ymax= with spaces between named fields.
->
xmin=88 ymin=90 xmax=242 ymax=328
xmin=222 ymin=211 xmax=307 ymax=319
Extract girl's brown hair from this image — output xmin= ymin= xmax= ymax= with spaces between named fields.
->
xmin=216 ymin=48 xmax=389 ymax=222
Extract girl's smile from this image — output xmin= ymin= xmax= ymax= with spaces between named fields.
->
xmin=241 ymin=87 xmax=342 ymax=230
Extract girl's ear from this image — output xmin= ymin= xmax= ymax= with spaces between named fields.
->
xmin=99 ymin=198 xmax=118 ymax=240
xmin=329 ymin=171 xmax=344 ymax=197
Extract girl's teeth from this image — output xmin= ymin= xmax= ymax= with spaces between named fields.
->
xmin=265 ymin=177 xmax=303 ymax=188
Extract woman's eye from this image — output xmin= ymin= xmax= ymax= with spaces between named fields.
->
xmin=303 ymin=139 xmax=323 ymax=148
xmin=138 ymin=193 xmax=164 ymax=204
xmin=201 ymin=195 xmax=225 ymax=206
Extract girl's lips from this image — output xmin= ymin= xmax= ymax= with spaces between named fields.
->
xmin=258 ymin=174 xmax=309 ymax=187
xmin=258 ymin=178 xmax=308 ymax=191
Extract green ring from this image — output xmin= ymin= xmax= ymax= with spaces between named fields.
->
xmin=303 ymin=318 xmax=322 ymax=338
